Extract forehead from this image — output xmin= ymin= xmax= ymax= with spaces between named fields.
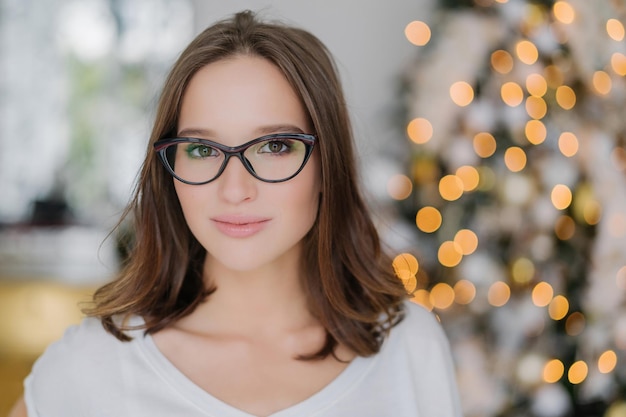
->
xmin=177 ymin=56 xmax=311 ymax=141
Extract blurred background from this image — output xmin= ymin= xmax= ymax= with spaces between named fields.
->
xmin=0 ymin=0 xmax=625 ymax=416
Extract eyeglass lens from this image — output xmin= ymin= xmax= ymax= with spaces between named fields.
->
xmin=163 ymin=137 xmax=308 ymax=183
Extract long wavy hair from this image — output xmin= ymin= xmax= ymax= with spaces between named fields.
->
xmin=85 ymin=10 xmax=407 ymax=359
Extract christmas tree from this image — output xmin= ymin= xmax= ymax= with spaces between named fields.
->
xmin=388 ymin=1 xmax=626 ymax=416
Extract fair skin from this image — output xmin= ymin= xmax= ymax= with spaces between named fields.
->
xmin=10 ymin=55 xmax=352 ymax=417
xmin=155 ymin=56 xmax=355 ymax=416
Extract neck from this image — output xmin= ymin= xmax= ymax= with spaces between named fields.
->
xmin=180 ymin=249 xmax=316 ymax=336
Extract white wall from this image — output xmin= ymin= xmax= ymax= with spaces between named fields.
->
xmin=190 ymin=0 xmax=434 ymax=177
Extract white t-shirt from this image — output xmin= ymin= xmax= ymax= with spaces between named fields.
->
xmin=24 ymin=301 xmax=462 ymax=417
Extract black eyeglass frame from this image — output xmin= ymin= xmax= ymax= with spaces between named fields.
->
xmin=153 ymin=133 xmax=317 ymax=185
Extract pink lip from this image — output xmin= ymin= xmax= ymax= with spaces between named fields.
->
xmin=211 ymin=215 xmax=271 ymax=238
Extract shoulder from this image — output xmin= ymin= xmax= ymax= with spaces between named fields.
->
xmin=396 ymin=301 xmax=449 ymax=343
xmin=24 ymin=316 xmax=142 ymax=415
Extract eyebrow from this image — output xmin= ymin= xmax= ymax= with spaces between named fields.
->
xmin=177 ymin=124 xmax=306 ymax=138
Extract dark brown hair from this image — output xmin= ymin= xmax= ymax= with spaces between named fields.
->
xmin=86 ymin=10 xmax=407 ymax=359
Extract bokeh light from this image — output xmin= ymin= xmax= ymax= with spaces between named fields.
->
xmin=456 ymin=166 xmax=480 ymax=191
xmin=549 ymin=295 xmax=569 ymax=320
xmin=558 ymin=132 xmax=579 ymax=157
xmin=512 ymin=257 xmax=535 ymax=285
xmin=611 ymin=52 xmax=626 ymax=76
xmin=551 ymin=184 xmax=573 ymax=210
xmin=430 ymin=282 xmax=455 ymax=310
xmin=556 ymin=85 xmax=576 ymax=109
xmin=438 ymin=241 xmax=463 ymax=267
xmin=407 ymin=117 xmax=433 ymax=144
xmin=526 ymin=73 xmax=547 ymax=97
xmin=416 ymin=206 xmax=442 ymax=233
xmin=592 ymin=71 xmax=612 ymax=95
xmin=504 ymin=147 xmax=527 ymax=172
xmin=555 ymin=215 xmax=576 ymax=240
xmin=387 ymin=174 xmax=413 ymax=200
xmin=583 ymin=200 xmax=601 ymax=225
xmin=543 ymin=359 xmax=565 ymax=383
xmin=525 ymin=96 xmax=547 ymax=119
xmin=491 ymin=50 xmax=514 ymax=74
xmin=454 ymin=229 xmax=478 ymax=255
xmin=553 ymin=1 xmax=575 ymax=24
xmin=392 ymin=253 xmax=419 ymax=281
xmin=544 ymin=65 xmax=564 ymax=88
xmin=453 ymin=280 xmax=476 ymax=305
xmin=501 ymin=81 xmax=525 ymax=106
xmin=525 ymin=120 xmax=547 ymax=144
xmin=450 ymin=81 xmax=474 ymax=107
xmin=516 ymin=40 xmax=539 ymax=65
xmin=411 ymin=289 xmax=433 ymax=311
xmin=473 ymin=132 xmax=497 ymax=158
xmin=565 ymin=312 xmax=585 ymax=336
xmin=532 ymin=282 xmax=554 ymax=307
xmin=598 ymin=350 xmax=618 ymax=374
xmin=405 ymin=20 xmax=431 ymax=46
xmin=606 ymin=18 xmax=625 ymax=41
xmin=439 ymin=175 xmax=464 ymax=201
xmin=568 ymin=360 xmax=588 ymax=384
xmin=488 ymin=281 xmax=511 ymax=307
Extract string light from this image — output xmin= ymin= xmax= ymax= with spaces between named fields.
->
xmin=392 ymin=253 xmax=419 ymax=280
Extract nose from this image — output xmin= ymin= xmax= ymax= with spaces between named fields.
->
xmin=216 ymin=155 xmax=257 ymax=204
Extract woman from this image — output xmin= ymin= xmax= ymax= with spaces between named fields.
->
xmin=11 ymin=10 xmax=461 ymax=417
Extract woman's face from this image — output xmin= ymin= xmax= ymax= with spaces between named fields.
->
xmin=174 ymin=55 xmax=321 ymax=273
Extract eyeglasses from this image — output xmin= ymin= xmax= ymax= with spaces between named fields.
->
xmin=154 ymin=133 xmax=316 ymax=185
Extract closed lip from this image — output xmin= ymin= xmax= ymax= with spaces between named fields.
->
xmin=210 ymin=215 xmax=272 ymax=238
xmin=211 ymin=215 xmax=272 ymax=225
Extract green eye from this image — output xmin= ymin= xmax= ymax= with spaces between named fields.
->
xmin=258 ymin=140 xmax=292 ymax=154
xmin=186 ymin=144 xmax=218 ymax=158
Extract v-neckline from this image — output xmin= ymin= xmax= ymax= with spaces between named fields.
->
xmin=136 ymin=331 xmax=378 ymax=417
